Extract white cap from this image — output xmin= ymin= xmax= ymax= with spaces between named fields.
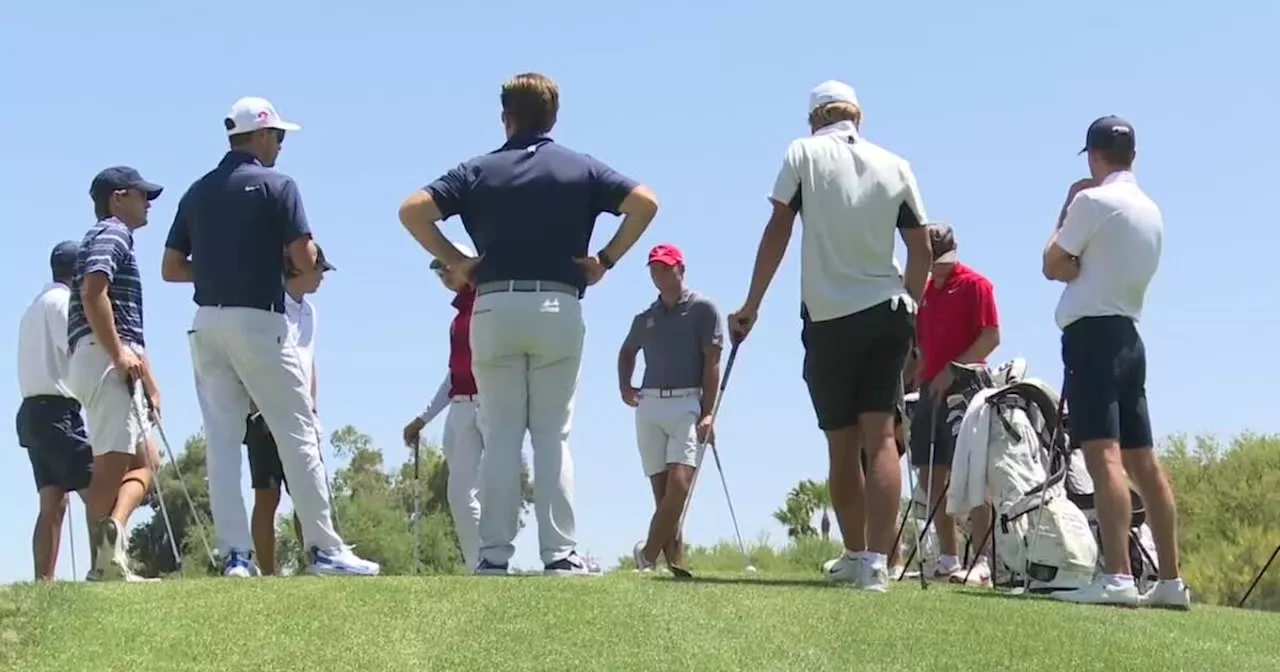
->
xmin=808 ymin=80 xmax=859 ymax=114
xmin=225 ymin=96 xmax=301 ymax=136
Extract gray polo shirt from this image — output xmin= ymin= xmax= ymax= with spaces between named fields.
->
xmin=623 ymin=290 xmax=723 ymax=390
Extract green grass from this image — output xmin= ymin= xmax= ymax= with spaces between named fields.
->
xmin=3 ymin=572 xmax=1278 ymax=671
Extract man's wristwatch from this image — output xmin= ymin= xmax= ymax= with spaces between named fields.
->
xmin=597 ymin=250 xmax=616 ymax=270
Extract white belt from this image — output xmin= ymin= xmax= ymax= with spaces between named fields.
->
xmin=639 ymin=387 xmax=700 ymax=399
xmin=451 ymin=394 xmax=477 ymax=403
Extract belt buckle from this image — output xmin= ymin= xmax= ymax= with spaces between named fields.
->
xmin=659 ymin=389 xmax=674 ymax=398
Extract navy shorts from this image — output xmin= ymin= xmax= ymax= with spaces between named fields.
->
xmin=244 ymin=414 xmax=288 ymax=491
xmin=17 ymin=395 xmax=93 ymax=493
xmin=1062 ymin=316 xmax=1153 ymax=449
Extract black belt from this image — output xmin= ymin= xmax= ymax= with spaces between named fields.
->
xmin=202 ymin=301 xmax=286 ymax=314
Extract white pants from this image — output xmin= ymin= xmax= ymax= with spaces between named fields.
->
xmin=635 ymin=391 xmax=702 ymax=477
xmin=66 ymin=340 xmax=151 ymax=457
xmin=470 ymin=289 xmax=583 ymax=566
xmin=188 ymin=306 xmax=342 ymax=556
xmin=443 ymin=396 xmax=483 ymax=569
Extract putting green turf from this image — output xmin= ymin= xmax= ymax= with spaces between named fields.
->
xmin=2 ymin=572 xmax=1277 ymax=671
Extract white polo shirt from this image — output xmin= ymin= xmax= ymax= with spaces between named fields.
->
xmin=770 ymin=120 xmax=928 ymax=322
xmin=17 ymin=282 xmax=74 ymax=399
xmin=285 ymin=293 xmax=317 ymax=393
xmin=1053 ymin=171 xmax=1163 ymax=330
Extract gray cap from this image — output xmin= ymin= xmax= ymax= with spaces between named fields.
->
xmin=927 ymin=223 xmax=958 ymax=263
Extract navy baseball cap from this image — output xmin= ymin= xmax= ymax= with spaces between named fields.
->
xmin=89 ymin=166 xmax=164 ymax=201
xmin=1079 ymin=116 xmax=1136 ymax=155
xmin=49 ymin=240 xmax=79 ymax=274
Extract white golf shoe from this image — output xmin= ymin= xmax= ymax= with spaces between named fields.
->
xmin=1139 ymin=580 xmax=1192 ymax=611
xmin=822 ymin=552 xmax=863 ymax=583
xmin=1051 ymin=577 xmax=1140 ymax=608
xmin=308 ymin=545 xmax=380 ymax=576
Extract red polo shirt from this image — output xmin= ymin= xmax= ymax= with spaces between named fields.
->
xmin=448 ymin=286 xmax=479 ymax=396
xmin=916 ymin=263 xmax=999 ymax=383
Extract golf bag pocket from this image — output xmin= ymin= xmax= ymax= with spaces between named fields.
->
xmin=995 ymin=493 xmax=1098 ymax=592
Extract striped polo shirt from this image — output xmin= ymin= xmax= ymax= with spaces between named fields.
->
xmin=67 ymin=218 xmax=145 ymax=352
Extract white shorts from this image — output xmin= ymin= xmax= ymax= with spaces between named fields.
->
xmin=635 ymin=391 xmax=702 ymax=477
xmin=66 ymin=339 xmax=151 ymax=458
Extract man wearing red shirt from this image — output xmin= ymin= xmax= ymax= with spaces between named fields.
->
xmin=403 ymin=242 xmax=485 ymax=571
xmin=911 ymin=223 xmax=1001 ymax=585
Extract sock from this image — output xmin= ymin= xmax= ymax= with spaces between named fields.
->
xmin=938 ymin=554 xmax=961 ymax=570
xmin=844 ymin=549 xmax=865 ymax=561
xmin=865 ymin=552 xmax=888 ymax=568
xmin=1104 ymin=573 xmax=1135 ymax=588
xmin=1159 ymin=578 xmax=1185 ymax=590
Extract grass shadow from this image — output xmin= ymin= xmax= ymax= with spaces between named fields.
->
xmin=660 ymin=576 xmax=838 ymax=589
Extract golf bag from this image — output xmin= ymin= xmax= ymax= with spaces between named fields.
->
xmin=1060 ymin=418 xmax=1161 ymax=589
xmin=951 ymin=372 xmax=1098 ymax=592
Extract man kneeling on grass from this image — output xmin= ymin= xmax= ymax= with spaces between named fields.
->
xmin=245 ymin=247 xmax=333 ymax=575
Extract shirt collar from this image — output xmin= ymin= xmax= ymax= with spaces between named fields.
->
xmin=1102 ymin=170 xmax=1136 ymax=185
xmin=220 ymin=150 xmax=263 ymax=167
xmin=653 ymin=289 xmax=693 ymax=311
xmin=42 ymin=281 xmax=67 ymax=293
xmin=501 ymin=134 xmax=554 ymax=151
xmin=286 ymin=293 xmax=307 ymax=313
xmin=812 ymin=120 xmax=860 ymax=139
xmin=453 ymin=285 xmax=476 ymax=310
xmin=97 ymin=217 xmax=135 ymax=247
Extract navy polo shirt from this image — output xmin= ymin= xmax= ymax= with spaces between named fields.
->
xmin=423 ymin=135 xmax=639 ymax=295
xmin=165 ymin=151 xmax=311 ymax=312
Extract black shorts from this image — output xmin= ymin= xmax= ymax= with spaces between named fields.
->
xmin=909 ymin=366 xmax=993 ymax=468
xmin=244 ymin=414 xmax=288 ymax=491
xmin=17 ymin=396 xmax=93 ymax=493
xmin=802 ymin=297 xmax=915 ymax=432
xmin=1062 ymin=316 xmax=1153 ymax=450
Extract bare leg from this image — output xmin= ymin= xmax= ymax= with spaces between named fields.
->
xmin=860 ymin=412 xmax=902 ymax=557
xmin=86 ymin=453 xmax=131 ymax=558
xmin=33 ymin=488 xmax=68 ymax=582
xmin=1122 ymin=448 xmax=1180 ymax=580
xmin=1083 ymin=439 xmax=1132 ymax=576
xmin=826 ymin=426 xmax=864 ymax=552
xmin=641 ymin=465 xmax=695 ymax=566
xmin=969 ymin=504 xmax=993 ymax=559
xmin=252 ymin=487 xmax=282 ymax=575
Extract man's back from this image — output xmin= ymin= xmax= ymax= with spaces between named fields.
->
xmin=171 ymin=152 xmax=300 ymax=311
xmin=775 ymin=126 xmax=926 ymax=321
xmin=18 ymin=284 xmax=72 ymax=398
xmin=426 ymin=137 xmax=637 ymax=294
xmin=1055 ymin=174 xmax=1163 ymax=328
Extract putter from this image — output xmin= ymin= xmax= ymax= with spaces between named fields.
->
xmin=1239 ymin=543 xmax=1280 ymax=608
xmin=67 ymin=502 xmax=78 ymax=581
xmin=918 ymin=393 xmax=939 ymax=589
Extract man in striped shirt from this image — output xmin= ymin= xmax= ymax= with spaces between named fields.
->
xmin=65 ymin=166 xmax=165 ymax=582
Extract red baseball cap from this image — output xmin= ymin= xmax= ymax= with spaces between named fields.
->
xmin=648 ymin=244 xmax=684 ymax=267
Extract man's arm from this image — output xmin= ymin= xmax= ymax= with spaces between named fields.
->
xmin=81 ymin=232 xmax=128 ymax=361
xmin=695 ymin=301 xmax=725 ymax=418
xmin=161 ymin=193 xmax=195 ymax=283
xmin=417 ymin=374 xmax=452 ymax=425
xmin=310 ymin=360 xmax=318 ymax=412
xmin=588 ymin=158 xmax=659 ymax=267
xmin=898 ymin=162 xmax=932 ymax=304
xmin=956 ymin=279 xmax=1000 ymax=363
xmin=273 ymin=177 xmax=317 ymax=275
xmin=141 ymin=351 xmax=161 ymax=405
xmin=400 ymin=164 xmax=474 ymax=267
xmin=1043 ymin=196 xmax=1097 ymax=282
xmin=740 ymin=145 xmax=804 ymax=314
xmin=618 ymin=317 xmax=642 ymax=391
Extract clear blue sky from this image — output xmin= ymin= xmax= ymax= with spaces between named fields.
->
xmin=2 ymin=2 xmax=1275 ymax=583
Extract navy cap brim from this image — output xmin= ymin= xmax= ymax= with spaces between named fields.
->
xmin=319 ymin=259 xmax=336 ymax=271
xmin=137 ymin=181 xmax=164 ymax=200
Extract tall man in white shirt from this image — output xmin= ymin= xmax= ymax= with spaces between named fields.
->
xmin=1042 ymin=116 xmax=1188 ymax=609
xmin=402 ymin=242 xmax=485 ymax=570
xmin=242 ymin=245 xmax=334 ymax=575
xmin=728 ymin=81 xmax=932 ymax=592
xmin=17 ymin=241 xmax=93 ymax=581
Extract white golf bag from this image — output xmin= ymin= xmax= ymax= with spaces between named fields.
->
xmin=951 ymin=364 xmax=1099 ymax=592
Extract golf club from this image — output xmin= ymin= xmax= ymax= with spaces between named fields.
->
xmin=67 ymin=501 xmax=78 ymax=581
xmin=918 ymin=393 xmax=939 ymax=590
xmin=137 ymin=379 xmax=218 ymax=572
xmin=130 ymin=383 xmax=182 ymax=570
xmin=412 ymin=442 xmax=422 ymax=575
xmin=1239 ymin=542 xmax=1279 ymax=608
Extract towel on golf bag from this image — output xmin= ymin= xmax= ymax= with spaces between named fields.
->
xmin=948 ymin=388 xmax=999 ymax=515
xmin=954 ymin=377 xmax=1098 ymax=591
